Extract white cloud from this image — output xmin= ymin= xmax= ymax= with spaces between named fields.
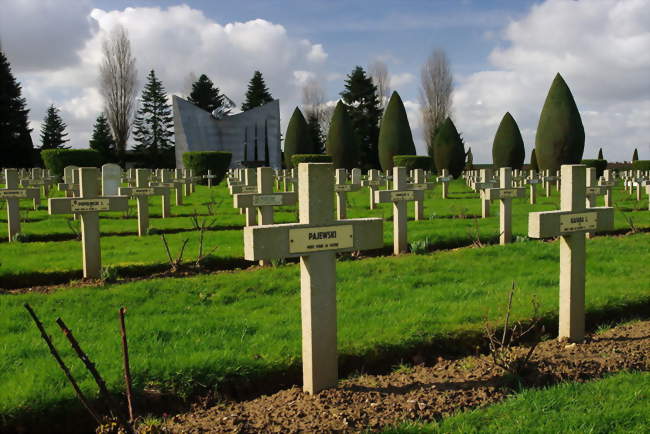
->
xmin=453 ymin=0 xmax=650 ymax=163
xmin=4 ymin=4 xmax=328 ymax=148
xmin=390 ymin=72 xmax=415 ymax=89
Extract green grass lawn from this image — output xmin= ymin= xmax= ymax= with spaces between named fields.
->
xmin=0 ymin=179 xmax=649 ymax=285
xmin=1 ymin=231 xmax=649 ymax=424
xmin=387 ymin=371 xmax=650 ymax=433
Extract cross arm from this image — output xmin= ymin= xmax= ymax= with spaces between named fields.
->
xmin=234 ymin=192 xmax=297 ymax=208
xmin=374 ymin=189 xmax=424 ymax=203
xmin=49 ymin=196 xmax=129 ymax=215
xmin=118 ymin=186 xmax=169 ymax=197
xmin=334 ymin=184 xmax=361 ymax=192
xmin=483 ymin=187 xmax=526 ymax=200
xmin=528 ymin=207 xmax=614 ymax=238
xmin=230 ymin=185 xmax=259 ymax=194
xmin=408 ymin=182 xmax=434 ymax=191
xmin=0 ymin=188 xmax=40 ymax=200
xmin=243 ymin=218 xmax=384 ymax=261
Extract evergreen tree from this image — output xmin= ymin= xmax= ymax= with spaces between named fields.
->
xmin=132 ymin=70 xmax=174 ymax=154
xmin=465 ymin=147 xmax=474 ymax=170
xmin=188 ymin=74 xmax=230 ymax=115
xmin=632 ymin=148 xmax=639 ymax=162
xmin=432 ymin=117 xmax=465 ymax=178
xmin=530 ymin=148 xmax=539 ymax=172
xmin=492 ymin=112 xmax=525 ymax=170
xmin=377 ymin=91 xmax=416 ymax=170
xmin=40 ymin=104 xmax=70 ymax=150
xmin=89 ymin=113 xmax=116 ymax=157
xmin=340 ymin=66 xmax=382 ymax=169
xmin=305 ymin=111 xmax=325 ymax=154
xmin=284 ymin=107 xmax=314 ymax=168
xmin=0 ymin=50 xmax=34 ymax=167
xmin=241 ymin=71 xmax=273 ymax=111
xmin=325 ymin=101 xmax=359 ymax=169
xmin=597 ymin=148 xmax=604 ymax=160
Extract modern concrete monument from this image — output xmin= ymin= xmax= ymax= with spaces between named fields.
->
xmin=173 ymin=96 xmax=282 ymax=169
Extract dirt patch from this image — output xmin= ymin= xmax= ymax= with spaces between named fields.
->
xmin=167 ymin=320 xmax=650 ymax=433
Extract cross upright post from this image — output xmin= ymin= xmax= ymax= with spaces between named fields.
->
xmin=409 ymin=169 xmax=434 ymax=220
xmin=528 ymin=165 xmax=614 ymax=342
xmin=49 ymin=168 xmax=128 ymax=278
xmin=526 ymin=170 xmax=542 ymax=204
xmin=476 ymin=168 xmax=494 ymax=218
xmin=150 ymin=170 xmax=174 ymax=218
xmin=437 ymin=169 xmax=452 ymax=198
xmin=483 ymin=167 xmax=525 ymax=245
xmin=173 ymin=169 xmax=187 ymax=205
xmin=243 ymin=163 xmax=383 ymax=393
xmin=375 ymin=166 xmax=424 ymax=254
xmin=230 ymin=169 xmax=258 ymax=223
xmin=334 ymin=169 xmax=361 ymax=220
xmin=599 ymin=169 xmax=615 ymax=207
xmin=361 ymin=169 xmax=381 ymax=210
xmin=1 ymin=169 xmax=40 ymax=241
xmin=119 ymin=169 xmax=170 ymax=236
xmin=203 ymin=170 xmax=216 ymax=188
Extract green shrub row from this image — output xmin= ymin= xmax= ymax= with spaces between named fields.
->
xmin=632 ymin=160 xmax=650 ymax=171
xmin=291 ymin=154 xmax=333 ymax=166
xmin=392 ymin=155 xmax=432 ymax=171
xmin=41 ymin=149 xmax=104 ymax=177
xmin=182 ymin=151 xmax=232 ymax=185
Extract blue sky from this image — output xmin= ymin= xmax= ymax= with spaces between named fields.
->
xmin=2 ymin=0 xmax=648 ymax=162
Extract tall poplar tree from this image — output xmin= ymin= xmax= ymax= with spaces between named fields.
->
xmin=340 ymin=66 xmax=382 ymax=169
xmin=241 ymin=71 xmax=273 ymax=111
xmin=0 ymin=50 xmax=34 ymax=167
xmin=40 ymin=104 xmax=70 ymax=150
xmin=132 ymin=70 xmax=174 ymax=153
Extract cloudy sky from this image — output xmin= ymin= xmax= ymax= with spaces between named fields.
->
xmin=1 ymin=0 xmax=648 ymax=163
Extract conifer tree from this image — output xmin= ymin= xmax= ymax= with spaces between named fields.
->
xmin=0 ymin=50 xmax=34 ymax=167
xmin=530 ymin=148 xmax=539 ymax=172
xmin=188 ymin=74 xmax=231 ymax=114
xmin=465 ymin=147 xmax=474 ymax=170
xmin=89 ymin=113 xmax=116 ymax=157
xmin=492 ymin=112 xmax=525 ymax=169
xmin=597 ymin=148 xmax=604 ymax=160
xmin=377 ymin=91 xmax=415 ymax=170
xmin=432 ymin=117 xmax=465 ymax=178
xmin=326 ymin=101 xmax=359 ymax=169
xmin=306 ymin=111 xmax=325 ymax=153
xmin=241 ymin=71 xmax=273 ymax=111
xmin=632 ymin=148 xmax=639 ymax=162
xmin=340 ymin=66 xmax=382 ymax=169
xmin=40 ymin=104 xmax=70 ymax=150
xmin=132 ymin=70 xmax=174 ymax=153
xmin=284 ymin=107 xmax=314 ymax=168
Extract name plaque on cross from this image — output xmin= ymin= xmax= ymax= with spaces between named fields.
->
xmin=71 ymin=198 xmax=110 ymax=212
xmin=252 ymin=194 xmax=284 ymax=206
xmin=132 ymin=187 xmax=155 ymax=195
xmin=390 ymin=190 xmax=415 ymax=201
xmin=409 ymin=183 xmax=429 ymax=190
xmin=0 ymin=190 xmax=28 ymax=198
xmin=334 ymin=184 xmax=354 ymax=192
xmin=559 ymin=212 xmax=598 ymax=233
xmin=528 ymin=179 xmax=541 ymax=185
xmin=289 ymin=225 xmax=354 ymax=253
xmin=585 ymin=186 xmax=605 ymax=195
xmin=241 ymin=185 xmax=258 ymax=193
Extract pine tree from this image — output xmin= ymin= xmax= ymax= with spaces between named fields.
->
xmin=132 ymin=70 xmax=174 ymax=154
xmin=89 ymin=113 xmax=116 ymax=157
xmin=40 ymin=104 xmax=69 ymax=150
xmin=188 ymin=74 xmax=230 ymax=114
xmin=241 ymin=71 xmax=273 ymax=111
xmin=597 ymin=148 xmax=604 ymax=160
xmin=340 ymin=66 xmax=382 ymax=169
xmin=0 ymin=50 xmax=34 ymax=167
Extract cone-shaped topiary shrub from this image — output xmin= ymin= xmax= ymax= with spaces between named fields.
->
xmin=632 ymin=148 xmax=639 ymax=162
xmin=530 ymin=148 xmax=539 ymax=172
xmin=283 ymin=107 xmax=314 ymax=168
xmin=432 ymin=117 xmax=465 ymax=178
xmin=492 ymin=112 xmax=525 ymax=169
xmin=534 ymin=73 xmax=585 ymax=171
xmin=378 ymin=91 xmax=416 ymax=170
xmin=325 ymin=101 xmax=358 ymax=169
xmin=597 ymin=148 xmax=604 ymax=160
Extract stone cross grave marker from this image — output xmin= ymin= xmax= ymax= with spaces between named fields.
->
xmin=172 ymin=169 xmax=189 ymax=205
xmin=59 ymin=165 xmax=80 ymax=197
xmin=119 ymin=169 xmax=170 ymax=236
xmin=243 ymin=163 xmax=383 ymax=394
xmin=101 ymin=163 xmax=122 ymax=196
xmin=408 ymin=168 xmax=434 ymax=220
xmin=361 ymin=169 xmax=382 ymax=210
xmin=334 ymin=169 xmax=361 ymax=220
xmin=475 ymin=168 xmax=495 ymax=218
xmin=150 ymin=169 xmax=174 ymax=218
xmin=526 ymin=170 xmax=542 ymax=204
xmin=437 ymin=169 xmax=452 ymax=198
xmin=375 ymin=166 xmax=424 ymax=254
xmin=1 ymin=168 xmax=40 ymax=241
xmin=528 ymin=164 xmax=613 ymax=342
xmin=633 ymin=170 xmax=647 ymax=201
xmin=542 ymin=169 xmax=558 ymax=197
xmin=599 ymin=169 xmax=615 ymax=207
xmin=203 ymin=169 xmax=217 ymax=188
xmin=230 ymin=168 xmax=259 ymax=222
xmin=483 ymin=167 xmax=525 ymax=245
xmin=20 ymin=168 xmax=45 ymax=210
xmin=49 ymin=167 xmax=128 ymax=278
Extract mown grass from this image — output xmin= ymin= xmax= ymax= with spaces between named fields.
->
xmin=387 ymin=371 xmax=650 ymax=433
xmin=0 ymin=179 xmax=648 ymax=284
xmin=1 ymin=232 xmax=649 ymax=424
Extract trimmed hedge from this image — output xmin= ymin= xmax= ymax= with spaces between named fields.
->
xmin=41 ymin=149 xmax=104 ymax=177
xmin=392 ymin=155 xmax=432 ymax=171
xmin=581 ymin=159 xmax=608 ymax=177
xmin=182 ymin=151 xmax=232 ymax=185
xmin=291 ymin=154 xmax=333 ymax=166
xmin=632 ymin=160 xmax=650 ymax=171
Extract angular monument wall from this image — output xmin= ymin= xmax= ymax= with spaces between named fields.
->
xmin=173 ymin=96 xmax=282 ymax=169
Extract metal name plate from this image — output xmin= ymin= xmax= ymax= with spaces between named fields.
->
xmin=335 ymin=184 xmax=354 ymax=192
xmin=366 ymin=180 xmax=381 ymax=186
xmin=252 ymin=194 xmax=283 ymax=206
xmin=241 ymin=186 xmax=259 ymax=193
xmin=409 ymin=183 xmax=430 ymax=190
xmin=498 ymin=189 xmax=519 ymax=198
xmin=0 ymin=189 xmax=28 ymax=198
xmin=289 ymin=224 xmax=353 ymax=253
xmin=600 ymin=181 xmax=616 ymax=187
xmin=586 ymin=187 xmax=603 ymax=195
xmin=559 ymin=212 xmax=597 ymax=233
xmin=71 ymin=198 xmax=110 ymax=212
xmin=438 ymin=177 xmax=452 ymax=182
xmin=133 ymin=188 xmax=154 ymax=195
xmin=390 ymin=190 xmax=415 ymax=201
xmin=527 ymin=179 xmax=541 ymax=184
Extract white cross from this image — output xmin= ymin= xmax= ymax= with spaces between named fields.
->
xmin=1 ymin=169 xmax=40 ymax=241
xmin=334 ymin=169 xmax=361 ymax=220
xmin=483 ymin=167 xmax=525 ymax=245
xmin=361 ymin=169 xmax=382 ymax=210
xmin=437 ymin=169 xmax=452 ymax=198
xmin=119 ymin=169 xmax=170 ymax=236
xmin=408 ymin=169 xmax=434 ymax=221
xmin=243 ymin=163 xmax=383 ymax=394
